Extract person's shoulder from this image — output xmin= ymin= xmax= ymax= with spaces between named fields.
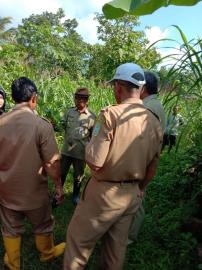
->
xmin=67 ymin=106 xmax=75 ymax=111
xmin=62 ymin=107 xmax=76 ymax=119
xmin=146 ymin=100 xmax=165 ymax=114
xmin=36 ymin=115 xmax=53 ymax=130
xmin=146 ymin=96 xmax=163 ymax=107
xmin=99 ymin=104 xmax=120 ymax=124
xmin=64 ymin=107 xmax=75 ymax=114
xmin=100 ymin=104 xmax=119 ymax=113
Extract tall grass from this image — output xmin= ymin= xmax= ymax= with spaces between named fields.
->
xmin=148 ymin=26 xmax=202 ymax=151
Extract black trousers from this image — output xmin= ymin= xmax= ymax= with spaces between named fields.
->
xmin=162 ymin=134 xmax=176 ymax=152
xmin=61 ymin=155 xmax=85 ymax=197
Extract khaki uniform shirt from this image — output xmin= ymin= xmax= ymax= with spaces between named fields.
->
xmin=143 ymin=94 xmax=166 ymax=132
xmin=61 ymin=107 xmax=96 ymax=160
xmin=86 ymin=98 xmax=163 ymax=182
xmin=0 ymin=104 xmax=60 ymax=211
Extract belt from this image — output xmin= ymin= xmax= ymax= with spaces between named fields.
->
xmin=100 ymin=179 xmax=139 ymax=184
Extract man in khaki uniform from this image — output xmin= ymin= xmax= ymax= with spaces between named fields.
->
xmin=63 ymin=63 xmax=163 ymax=270
xmin=128 ymin=70 xmax=166 ymax=243
xmin=61 ymin=87 xmax=96 ymax=205
xmin=0 ymin=77 xmax=65 ymax=270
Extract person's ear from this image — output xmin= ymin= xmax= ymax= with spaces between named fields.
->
xmin=115 ymin=81 xmax=122 ymax=93
xmin=140 ymin=86 xmax=146 ymax=99
xmin=28 ymin=94 xmax=37 ymax=109
xmin=31 ymin=94 xmax=37 ymax=104
xmin=141 ymin=85 xmax=145 ymax=94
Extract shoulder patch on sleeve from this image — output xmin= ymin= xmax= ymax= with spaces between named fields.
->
xmin=92 ymin=122 xmax=101 ymax=136
xmin=92 ymin=113 xmax=106 ymax=136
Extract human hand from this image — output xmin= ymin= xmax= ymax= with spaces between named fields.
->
xmin=54 ymin=186 xmax=64 ymax=206
xmin=138 ymin=185 xmax=145 ymax=199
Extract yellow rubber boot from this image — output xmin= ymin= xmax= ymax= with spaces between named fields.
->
xmin=35 ymin=233 xmax=65 ymax=262
xmin=3 ymin=236 xmax=21 ymax=270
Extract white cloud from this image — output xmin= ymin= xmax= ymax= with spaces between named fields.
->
xmin=59 ymin=0 xmax=109 ymax=18
xmin=0 ymin=0 xmax=109 ymax=42
xmin=62 ymin=0 xmax=109 ymax=44
xmin=144 ymin=26 xmax=183 ymax=66
xmin=0 ymin=0 xmax=61 ymax=25
xmin=77 ymin=14 xmax=99 ymax=44
xmin=145 ymin=26 xmax=169 ymax=46
xmin=90 ymin=0 xmax=110 ymax=9
xmin=158 ymin=46 xmax=186 ymax=67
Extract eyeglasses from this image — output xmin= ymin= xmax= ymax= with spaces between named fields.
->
xmin=74 ymin=94 xmax=89 ymax=100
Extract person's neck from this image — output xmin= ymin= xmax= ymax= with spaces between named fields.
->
xmin=140 ymin=90 xmax=149 ymax=100
xmin=15 ymin=102 xmax=35 ymax=111
xmin=120 ymin=93 xmax=140 ymax=103
xmin=77 ymin=106 xmax=87 ymax=113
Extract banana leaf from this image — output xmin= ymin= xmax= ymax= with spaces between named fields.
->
xmin=103 ymin=0 xmax=202 ymax=19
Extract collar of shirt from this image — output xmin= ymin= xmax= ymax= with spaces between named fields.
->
xmin=143 ymin=94 xmax=157 ymax=105
xmin=121 ymin=98 xmax=143 ymax=105
xmin=12 ymin=103 xmax=34 ymax=113
xmin=74 ymin=107 xmax=89 ymax=115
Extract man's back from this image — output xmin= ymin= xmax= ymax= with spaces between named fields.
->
xmin=86 ymin=98 xmax=163 ymax=182
xmin=143 ymin=94 xmax=166 ymax=131
xmin=0 ymin=104 xmax=59 ymax=210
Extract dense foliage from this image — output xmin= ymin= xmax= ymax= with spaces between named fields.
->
xmin=87 ymin=14 xmax=160 ymax=82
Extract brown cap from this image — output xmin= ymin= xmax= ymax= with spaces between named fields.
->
xmin=75 ymin=87 xmax=90 ymax=96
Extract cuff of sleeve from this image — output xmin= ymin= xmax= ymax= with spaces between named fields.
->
xmin=47 ymin=153 xmax=61 ymax=164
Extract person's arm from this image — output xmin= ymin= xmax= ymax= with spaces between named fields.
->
xmin=85 ymin=109 xmax=114 ymax=169
xmin=139 ymin=141 xmax=162 ymax=192
xmin=88 ymin=113 xmax=97 ymax=139
xmin=139 ymin=157 xmax=158 ymax=192
xmin=39 ymin=121 xmax=64 ymax=205
xmin=60 ymin=110 xmax=68 ymax=130
xmin=44 ymin=159 xmax=64 ymax=205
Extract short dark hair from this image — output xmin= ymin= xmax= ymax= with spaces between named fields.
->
xmin=11 ymin=77 xmax=37 ymax=103
xmin=115 ymin=80 xmax=139 ymax=91
xmin=144 ymin=71 xmax=159 ymax=95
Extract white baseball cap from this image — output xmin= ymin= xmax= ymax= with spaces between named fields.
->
xmin=108 ymin=63 xmax=145 ymax=87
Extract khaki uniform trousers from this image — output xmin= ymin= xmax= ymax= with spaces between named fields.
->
xmin=0 ymin=202 xmax=54 ymax=237
xmin=63 ymin=178 xmax=142 ymax=270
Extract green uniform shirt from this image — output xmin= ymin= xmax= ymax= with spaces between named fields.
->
xmin=143 ymin=94 xmax=166 ymax=132
xmin=61 ymin=107 xmax=96 ymax=160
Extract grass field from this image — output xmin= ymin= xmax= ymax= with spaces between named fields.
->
xmin=0 ymin=148 xmax=198 ymax=270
